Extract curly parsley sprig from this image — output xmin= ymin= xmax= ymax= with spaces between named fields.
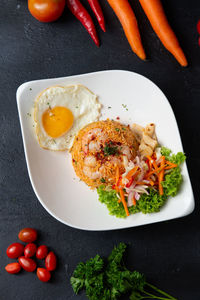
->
xmin=70 ymin=243 xmax=177 ymax=300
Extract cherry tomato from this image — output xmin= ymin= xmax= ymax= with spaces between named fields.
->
xmin=24 ymin=243 xmax=37 ymax=258
xmin=36 ymin=245 xmax=48 ymax=259
xmin=6 ymin=243 xmax=24 ymax=259
xmin=18 ymin=228 xmax=37 ymax=243
xmin=197 ymin=20 xmax=200 ymax=35
xmin=5 ymin=262 xmax=21 ymax=274
xmin=18 ymin=256 xmax=37 ymax=272
xmin=45 ymin=251 xmax=57 ymax=271
xmin=37 ymin=268 xmax=51 ymax=282
xmin=28 ymin=0 xmax=65 ymax=23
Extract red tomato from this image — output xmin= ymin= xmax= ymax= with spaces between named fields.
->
xmin=45 ymin=251 xmax=57 ymax=271
xmin=28 ymin=0 xmax=65 ymax=23
xmin=5 ymin=262 xmax=21 ymax=274
xmin=6 ymin=243 xmax=24 ymax=259
xmin=197 ymin=20 xmax=200 ymax=35
xmin=18 ymin=228 xmax=37 ymax=243
xmin=18 ymin=256 xmax=37 ymax=272
xmin=37 ymin=268 xmax=51 ymax=282
xmin=24 ymin=243 xmax=37 ymax=258
xmin=36 ymin=245 xmax=48 ymax=259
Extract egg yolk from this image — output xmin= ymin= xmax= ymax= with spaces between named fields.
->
xmin=42 ymin=106 xmax=74 ymax=138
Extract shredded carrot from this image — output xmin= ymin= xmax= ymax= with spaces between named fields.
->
xmin=144 ymin=154 xmax=178 ymax=191
xmin=116 ymin=153 xmax=178 ymax=210
xmin=164 ymin=165 xmax=177 ymax=170
xmin=125 ymin=170 xmax=140 ymax=187
xmin=117 ymin=177 xmax=122 ymax=187
xmin=148 ymin=161 xmax=177 ymax=173
xmin=136 ymin=180 xmax=155 ymax=186
xmin=132 ymin=195 xmax=136 ymax=206
xmin=158 ymin=156 xmax=165 ymax=195
xmin=119 ymin=188 xmax=129 ymax=216
xmin=152 ymin=161 xmax=158 ymax=171
xmin=145 ymin=164 xmax=166 ymax=177
xmin=146 ymin=155 xmax=153 ymax=169
xmin=165 ymin=160 xmax=175 ymax=165
xmin=132 ymin=170 xmax=140 ymax=181
xmin=126 ymin=166 xmax=139 ymax=180
xmin=145 ymin=175 xmax=156 ymax=183
xmin=165 ymin=161 xmax=177 ymax=168
xmin=136 ymin=181 xmax=148 ymax=185
xmin=149 ymin=180 xmax=155 ymax=186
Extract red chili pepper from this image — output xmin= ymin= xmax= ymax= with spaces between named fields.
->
xmin=87 ymin=0 xmax=106 ymax=32
xmin=197 ymin=20 xmax=200 ymax=35
xmin=126 ymin=177 xmax=133 ymax=188
xmin=67 ymin=0 xmax=100 ymax=47
xmin=151 ymin=152 xmax=157 ymax=160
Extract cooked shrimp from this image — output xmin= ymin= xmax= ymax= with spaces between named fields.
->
xmin=88 ymin=140 xmax=101 ymax=152
xmin=120 ymin=145 xmax=132 ymax=160
xmin=108 ymin=156 xmax=122 ymax=166
xmin=84 ymin=155 xmax=97 ymax=167
xmin=83 ymin=166 xmax=101 ymax=180
xmin=82 ymin=128 xmax=108 ymax=154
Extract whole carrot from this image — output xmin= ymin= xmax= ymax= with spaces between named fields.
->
xmin=67 ymin=0 xmax=100 ymax=47
xmin=139 ymin=0 xmax=188 ymax=66
xmin=107 ymin=0 xmax=146 ymax=60
xmin=87 ymin=0 xmax=106 ymax=32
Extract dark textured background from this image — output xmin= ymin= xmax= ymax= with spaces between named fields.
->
xmin=0 ymin=0 xmax=200 ymax=299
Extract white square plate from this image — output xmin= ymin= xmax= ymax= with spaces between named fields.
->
xmin=17 ymin=70 xmax=194 ymax=230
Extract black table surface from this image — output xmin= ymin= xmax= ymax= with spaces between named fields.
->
xmin=1 ymin=0 xmax=200 ymax=299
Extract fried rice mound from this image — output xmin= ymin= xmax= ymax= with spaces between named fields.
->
xmin=70 ymin=120 xmax=138 ymax=189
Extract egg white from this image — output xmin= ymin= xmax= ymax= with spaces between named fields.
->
xmin=34 ymin=84 xmax=101 ymax=151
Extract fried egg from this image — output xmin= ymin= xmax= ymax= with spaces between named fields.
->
xmin=34 ymin=84 xmax=101 ymax=151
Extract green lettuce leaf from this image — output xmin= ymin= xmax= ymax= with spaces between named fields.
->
xmin=160 ymin=147 xmax=186 ymax=165
xmin=162 ymin=167 xmax=183 ymax=197
xmin=97 ymin=186 xmax=140 ymax=218
xmin=137 ymin=189 xmax=167 ymax=214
